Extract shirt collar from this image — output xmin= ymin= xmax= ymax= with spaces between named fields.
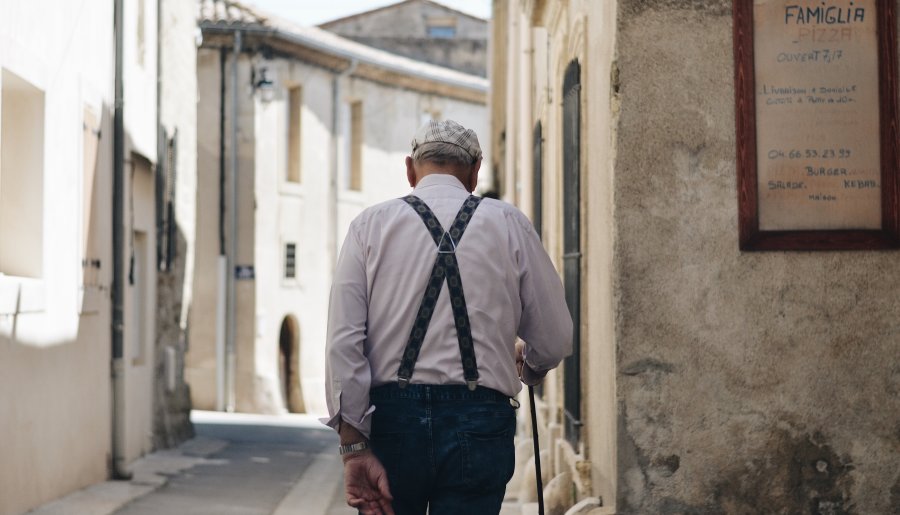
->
xmin=414 ymin=173 xmax=468 ymax=192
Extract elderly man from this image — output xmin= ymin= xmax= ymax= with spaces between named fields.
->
xmin=323 ymin=120 xmax=572 ymax=515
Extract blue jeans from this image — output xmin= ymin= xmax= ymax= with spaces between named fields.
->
xmin=368 ymin=384 xmax=517 ymax=515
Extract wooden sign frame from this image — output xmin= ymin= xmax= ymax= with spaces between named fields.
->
xmin=733 ymin=0 xmax=900 ymax=250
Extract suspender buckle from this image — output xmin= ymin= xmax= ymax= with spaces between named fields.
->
xmin=436 ymin=232 xmax=457 ymax=254
xmin=466 ymin=380 xmax=478 ymax=391
xmin=398 ymin=377 xmax=410 ymax=389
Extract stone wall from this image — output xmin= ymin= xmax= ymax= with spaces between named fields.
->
xmin=614 ymin=0 xmax=900 ymax=512
xmin=321 ymin=0 xmax=488 ymax=76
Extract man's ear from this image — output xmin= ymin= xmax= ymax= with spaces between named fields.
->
xmin=467 ymin=159 xmax=482 ymax=193
xmin=406 ymin=156 xmax=416 ymax=188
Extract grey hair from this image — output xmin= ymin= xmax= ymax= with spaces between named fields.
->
xmin=412 ymin=141 xmax=476 ymax=167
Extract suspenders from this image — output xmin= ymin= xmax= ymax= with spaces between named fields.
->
xmin=398 ymin=194 xmax=482 ymax=391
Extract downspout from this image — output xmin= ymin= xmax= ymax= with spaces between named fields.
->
xmin=328 ymin=59 xmax=357 ymax=272
xmin=225 ymin=30 xmax=242 ymax=412
xmin=111 ymin=0 xmax=131 ymax=480
xmin=215 ymin=46 xmax=227 ymax=412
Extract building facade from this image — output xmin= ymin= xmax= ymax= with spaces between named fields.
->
xmin=0 ymin=0 xmax=195 ymax=512
xmin=319 ymin=0 xmax=489 ymax=77
xmin=493 ymin=0 xmax=900 ymax=513
xmin=188 ymin=0 xmax=489 ymax=416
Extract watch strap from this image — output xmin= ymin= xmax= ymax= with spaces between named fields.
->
xmin=338 ymin=441 xmax=369 ymax=455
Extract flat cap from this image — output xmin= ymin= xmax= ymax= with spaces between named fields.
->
xmin=411 ymin=119 xmax=482 ymax=161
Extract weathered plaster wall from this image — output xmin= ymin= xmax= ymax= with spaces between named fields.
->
xmin=154 ymin=0 xmax=197 ymax=448
xmin=614 ymin=1 xmax=900 ymax=513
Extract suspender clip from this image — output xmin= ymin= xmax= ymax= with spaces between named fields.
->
xmin=466 ymin=380 xmax=478 ymax=391
xmin=398 ymin=377 xmax=410 ymax=389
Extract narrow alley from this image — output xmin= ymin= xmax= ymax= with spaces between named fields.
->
xmin=31 ymin=412 xmax=353 ymax=515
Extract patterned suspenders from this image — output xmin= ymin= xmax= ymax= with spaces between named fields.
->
xmin=398 ymin=195 xmax=483 ymax=391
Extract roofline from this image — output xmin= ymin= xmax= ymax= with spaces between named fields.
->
xmin=199 ymin=22 xmax=487 ymax=101
xmin=317 ymin=0 xmax=487 ymax=29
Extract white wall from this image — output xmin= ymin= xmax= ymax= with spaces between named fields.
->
xmin=0 ymin=0 xmax=114 ymax=512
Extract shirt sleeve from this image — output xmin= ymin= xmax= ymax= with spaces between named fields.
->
xmin=320 ymin=222 xmax=376 ymax=438
xmin=510 ymin=210 xmax=574 ymax=373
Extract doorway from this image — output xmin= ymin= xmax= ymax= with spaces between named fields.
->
xmin=278 ymin=315 xmax=305 ymax=413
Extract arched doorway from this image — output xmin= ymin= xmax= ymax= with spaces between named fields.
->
xmin=278 ymin=315 xmax=305 ymax=413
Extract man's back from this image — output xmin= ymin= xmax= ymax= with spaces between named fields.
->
xmin=331 ymin=174 xmax=571 ymax=399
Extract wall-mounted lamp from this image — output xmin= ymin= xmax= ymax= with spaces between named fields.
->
xmin=251 ymin=66 xmax=275 ymax=103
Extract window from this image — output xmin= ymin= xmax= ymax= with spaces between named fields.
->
xmin=0 ymin=69 xmax=45 ymax=278
xmin=349 ymin=101 xmax=363 ymax=191
xmin=562 ymin=60 xmax=582 ymax=447
xmin=426 ymin=16 xmax=457 ymax=38
xmin=287 ymin=86 xmax=302 ymax=183
xmin=284 ymin=243 xmax=296 ymax=279
xmin=427 ymin=25 xmax=456 ymax=38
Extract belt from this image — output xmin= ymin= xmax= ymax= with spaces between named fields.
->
xmin=371 ymin=383 xmax=519 ymax=407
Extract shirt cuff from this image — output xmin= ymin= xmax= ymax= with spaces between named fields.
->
xmin=319 ymin=405 xmax=376 ymax=439
xmin=521 ymin=361 xmax=549 ymax=386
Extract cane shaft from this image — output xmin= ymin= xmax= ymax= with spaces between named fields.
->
xmin=528 ymin=385 xmax=544 ymax=515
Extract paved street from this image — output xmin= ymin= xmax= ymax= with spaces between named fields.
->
xmin=31 ymin=411 xmax=353 ymax=515
xmin=116 ymin=412 xmax=353 ymax=515
xmin=31 ymin=410 xmax=525 ymax=515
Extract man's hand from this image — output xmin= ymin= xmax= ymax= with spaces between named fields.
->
xmin=515 ymin=340 xmax=526 ymax=379
xmin=343 ymin=451 xmax=394 ymax=515
xmin=516 ymin=340 xmax=548 ymax=386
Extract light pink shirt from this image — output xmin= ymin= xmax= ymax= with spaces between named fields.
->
xmin=322 ymin=174 xmax=572 ymax=437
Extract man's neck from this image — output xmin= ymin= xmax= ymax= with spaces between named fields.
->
xmin=416 ymin=169 xmax=469 ymax=190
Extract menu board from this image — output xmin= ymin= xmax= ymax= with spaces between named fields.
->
xmin=754 ymin=0 xmax=881 ymax=231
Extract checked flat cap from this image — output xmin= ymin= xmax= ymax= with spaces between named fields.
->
xmin=412 ymin=120 xmax=483 ymax=161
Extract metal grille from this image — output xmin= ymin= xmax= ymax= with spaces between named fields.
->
xmin=165 ymin=132 xmax=177 ymax=270
xmin=562 ymin=59 xmax=582 ymax=447
xmin=156 ymin=129 xmax=178 ymax=272
xmin=532 ymin=121 xmax=543 ymax=240
xmin=156 ymin=127 xmax=167 ymax=271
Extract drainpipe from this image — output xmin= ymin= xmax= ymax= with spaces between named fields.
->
xmin=111 ymin=0 xmax=131 ymax=480
xmin=215 ymin=46 xmax=227 ymax=412
xmin=225 ymin=30 xmax=242 ymax=412
xmin=328 ymin=59 xmax=357 ymax=272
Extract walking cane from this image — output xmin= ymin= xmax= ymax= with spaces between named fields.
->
xmin=528 ymin=385 xmax=545 ymax=515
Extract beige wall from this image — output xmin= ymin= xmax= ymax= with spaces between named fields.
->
xmin=190 ymin=39 xmax=489 ymax=417
xmin=186 ymin=48 xmax=224 ymax=411
xmin=495 ymin=0 xmax=900 ymax=512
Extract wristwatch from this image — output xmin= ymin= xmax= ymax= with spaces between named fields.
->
xmin=338 ymin=441 xmax=369 ymax=455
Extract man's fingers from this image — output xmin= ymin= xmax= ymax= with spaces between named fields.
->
xmin=378 ymin=497 xmax=396 ymax=515
xmin=376 ymin=473 xmax=392 ymax=500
